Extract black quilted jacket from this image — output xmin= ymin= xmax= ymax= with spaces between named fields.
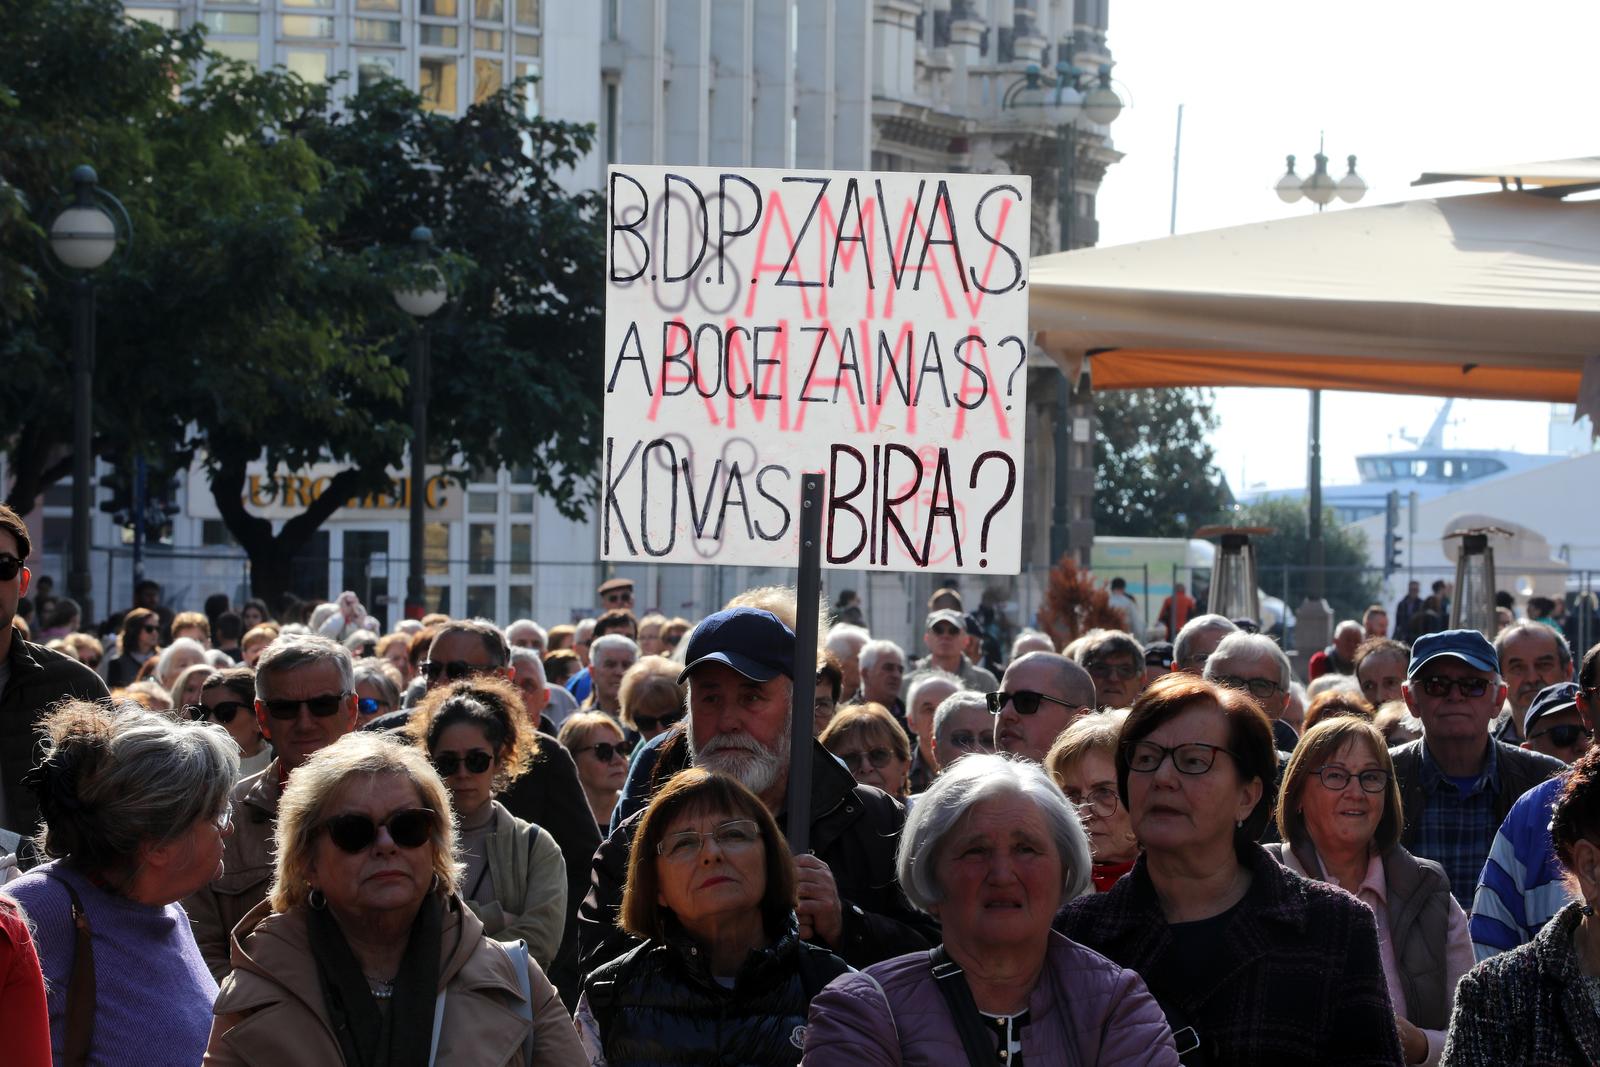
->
xmin=582 ymin=916 xmax=850 ymax=1066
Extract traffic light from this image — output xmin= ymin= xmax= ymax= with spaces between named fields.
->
xmin=98 ymin=469 xmax=132 ymax=522
xmin=1383 ymin=491 xmax=1402 ymax=577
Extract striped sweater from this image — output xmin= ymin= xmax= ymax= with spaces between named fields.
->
xmin=1469 ymin=773 xmax=1572 ymax=961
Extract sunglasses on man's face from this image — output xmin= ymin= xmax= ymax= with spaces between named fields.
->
xmin=1528 ymin=724 xmax=1593 ymax=749
xmin=187 ymin=700 xmax=251 ymax=725
xmin=262 ymin=693 xmax=349 ymax=720
xmin=986 ymin=690 xmax=1084 ymax=717
xmin=633 ymin=708 xmax=684 ymax=733
xmin=432 ymin=749 xmax=494 ymax=776
xmin=1415 ymin=675 xmax=1492 ymax=700
xmin=321 ymin=808 xmax=437 ymax=853
xmin=421 ymin=659 xmax=484 ymax=683
xmin=930 ymin=624 xmax=963 ymax=637
xmin=604 ymin=592 xmax=633 ymax=605
xmin=0 ymin=554 xmax=22 ymax=582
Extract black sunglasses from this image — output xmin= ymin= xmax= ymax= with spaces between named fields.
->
xmin=433 ymin=749 xmax=494 ymax=776
xmin=262 ymin=692 xmax=349 ymax=720
xmin=633 ymin=709 xmax=684 ymax=733
xmin=838 ymin=746 xmax=898 ymax=772
xmin=0 ymin=554 xmax=21 ymax=582
xmin=187 ymin=700 xmax=251 ymax=725
xmin=421 ymin=659 xmax=484 ymax=683
xmin=321 ymin=808 xmax=437 ymax=853
xmin=1416 ymin=675 xmax=1492 ymax=699
xmin=930 ymin=624 xmax=963 ymax=637
xmin=576 ymin=740 xmax=634 ymax=762
xmin=141 ymin=623 xmax=161 ymax=634
xmin=986 ymin=690 xmax=1084 ymax=716
xmin=1529 ymin=724 xmax=1593 ymax=749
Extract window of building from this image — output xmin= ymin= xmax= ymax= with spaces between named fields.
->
xmin=202 ymin=11 xmax=259 ymax=33
xmin=355 ymin=17 xmax=402 ymax=43
xmin=285 ymin=49 xmax=332 ymax=80
xmin=516 ymin=0 xmax=540 ymax=27
xmin=419 ymin=24 xmax=458 ymax=46
xmin=473 ymin=56 xmax=503 ymax=103
xmin=420 ymin=55 xmax=459 ymax=111
xmin=125 ymin=7 xmax=181 ymax=28
xmin=474 ymin=0 xmax=504 ymax=21
xmin=420 ymin=0 xmax=458 ymax=16
xmin=357 ymin=52 xmax=400 ymax=89
xmin=473 ymin=28 xmax=503 ymax=49
xmin=207 ymin=39 xmax=259 ymax=66
xmin=356 ymin=0 xmax=400 ymax=9
xmin=281 ymin=15 xmax=335 ymax=38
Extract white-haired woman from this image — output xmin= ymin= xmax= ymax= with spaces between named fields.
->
xmin=804 ymin=754 xmax=1179 ymax=1065
xmin=4 ymin=700 xmax=238 ymax=1065
xmin=205 ymin=732 xmax=584 ymax=1066
xmin=155 ymin=636 xmax=209 ymax=692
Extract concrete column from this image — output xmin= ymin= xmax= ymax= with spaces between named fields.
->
xmin=708 ymin=0 xmax=755 ymax=165
xmin=794 ymin=1 xmax=836 ymax=168
xmin=751 ymin=0 xmax=795 ymax=167
xmin=832 ymin=0 xmax=872 ymax=169
xmin=616 ymin=0 xmax=665 ymax=162
xmin=663 ymin=0 xmax=711 ymax=165
xmin=872 ymin=0 xmax=920 ymax=99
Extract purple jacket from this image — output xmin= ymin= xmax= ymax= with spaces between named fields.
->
xmin=802 ymin=931 xmax=1180 ymax=1066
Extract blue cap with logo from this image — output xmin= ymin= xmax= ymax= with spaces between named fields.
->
xmin=1524 ymin=681 xmax=1581 ymax=738
xmin=1407 ymin=628 xmax=1500 ymax=678
xmin=677 ymin=607 xmax=796 ymax=685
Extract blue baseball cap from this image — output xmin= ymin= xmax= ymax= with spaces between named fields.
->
xmin=1407 ymin=628 xmax=1499 ymax=678
xmin=1524 ymin=682 xmax=1581 ymax=738
xmin=678 ymin=608 xmax=796 ymax=684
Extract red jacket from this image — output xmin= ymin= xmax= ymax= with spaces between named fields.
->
xmin=0 ymin=897 xmax=51 ymax=1067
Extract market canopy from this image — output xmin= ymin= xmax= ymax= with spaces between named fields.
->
xmin=1412 ymin=156 xmax=1600 ymax=190
xmin=1028 ymin=190 xmax=1600 ymax=424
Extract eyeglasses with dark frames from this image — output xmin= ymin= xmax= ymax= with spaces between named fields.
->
xmin=947 ymin=730 xmax=994 ymax=753
xmin=835 ymin=746 xmax=899 ymax=772
xmin=432 ymin=749 xmax=494 ymax=776
xmin=187 ymin=699 xmax=251 ymax=725
xmin=262 ymin=693 xmax=349 ymax=720
xmin=1314 ymin=765 xmax=1391 ymax=794
xmin=986 ymin=690 xmax=1087 ymax=717
xmin=1125 ymin=740 xmax=1237 ymax=776
xmin=0 ymin=555 xmax=22 ymax=582
xmin=633 ymin=709 xmax=684 ymax=733
xmin=320 ymin=808 xmax=437 ymax=853
xmin=1212 ymin=674 xmax=1284 ymax=700
xmin=575 ymin=740 xmax=634 ymax=763
xmin=1526 ymin=724 xmax=1593 ymax=749
xmin=1086 ymin=661 xmax=1141 ymax=681
xmin=1415 ymin=675 xmax=1493 ymax=699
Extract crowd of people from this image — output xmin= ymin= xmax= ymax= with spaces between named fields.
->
xmin=1 ymin=499 xmax=1599 ymax=1064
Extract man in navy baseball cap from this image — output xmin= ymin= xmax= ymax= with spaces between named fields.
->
xmin=1393 ymin=628 xmax=1566 ymax=906
xmin=1521 ymin=682 xmax=1591 ymax=764
xmin=579 ymin=602 xmax=936 ymax=976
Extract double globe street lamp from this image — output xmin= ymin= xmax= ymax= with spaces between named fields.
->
xmin=391 ymin=225 xmax=448 ymax=620
xmin=46 ymin=165 xmax=132 ymax=629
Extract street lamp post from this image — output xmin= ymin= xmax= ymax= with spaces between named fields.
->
xmin=46 ymin=165 xmax=130 ymax=631
xmin=1272 ymin=141 xmax=1364 ymax=660
xmin=391 ymin=226 xmax=447 ymax=620
xmin=1003 ymin=47 xmax=1124 ymax=566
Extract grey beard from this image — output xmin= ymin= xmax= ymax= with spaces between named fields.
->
xmin=688 ymin=713 xmax=792 ymax=796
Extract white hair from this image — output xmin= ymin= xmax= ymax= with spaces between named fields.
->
xmin=509 ymin=646 xmax=547 ymax=686
xmin=1307 ymin=673 xmax=1361 ymax=700
xmin=1204 ymin=631 xmax=1292 ymax=692
xmin=1173 ymin=614 xmax=1239 ymax=670
xmin=1010 ymin=629 xmax=1056 ymax=659
xmin=204 ymin=649 xmax=235 ymax=668
xmin=155 ymin=638 xmax=208 ymax=685
xmin=858 ymin=638 xmax=905 ymax=673
xmin=932 ymin=690 xmax=989 ymax=741
xmin=896 ymin=753 xmax=1092 ymax=914
xmin=824 ymin=623 xmax=870 ymax=658
xmin=908 ymin=670 xmax=964 ymax=713
xmin=1334 ymin=619 xmax=1364 ymax=639
xmin=254 ymin=633 xmax=355 ymax=697
xmin=507 ymin=619 xmax=547 ymax=648
xmin=589 ymin=634 xmax=639 ymax=663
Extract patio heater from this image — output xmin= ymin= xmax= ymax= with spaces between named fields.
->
xmin=1447 ymin=527 xmax=1508 ymax=637
xmin=1197 ymin=526 xmax=1271 ymax=626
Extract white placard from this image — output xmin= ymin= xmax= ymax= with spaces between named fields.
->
xmin=601 ymin=165 xmax=1030 ymax=573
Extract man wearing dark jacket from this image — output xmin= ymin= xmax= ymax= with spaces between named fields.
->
xmin=579 ymin=607 xmax=937 ymax=981
xmin=1392 ymin=628 xmax=1566 ymax=907
xmin=0 ymin=506 xmax=110 ymax=842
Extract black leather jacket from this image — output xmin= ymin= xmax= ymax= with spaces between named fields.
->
xmin=582 ymin=916 xmax=849 ymax=1066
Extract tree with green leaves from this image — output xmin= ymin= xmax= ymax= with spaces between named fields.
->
xmin=1 ymin=0 xmax=604 ymax=606
xmin=1093 ymin=387 xmax=1233 ymax=537
xmin=1233 ymin=496 xmax=1379 ymax=622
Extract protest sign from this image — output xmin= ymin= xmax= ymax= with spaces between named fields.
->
xmin=602 ymin=164 xmax=1032 ymax=574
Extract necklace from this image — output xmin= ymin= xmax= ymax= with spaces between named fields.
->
xmin=365 ymin=974 xmax=396 ymax=1000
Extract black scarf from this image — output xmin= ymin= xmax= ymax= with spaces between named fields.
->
xmin=308 ymin=892 xmax=444 ymax=1067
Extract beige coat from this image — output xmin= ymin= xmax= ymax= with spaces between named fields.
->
xmin=204 ymin=894 xmax=585 ymax=1067
xmin=186 ymin=759 xmax=282 ymax=982
xmin=469 ymin=800 xmax=567 ymax=971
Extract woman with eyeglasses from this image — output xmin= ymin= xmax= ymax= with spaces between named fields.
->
xmin=576 ymin=768 xmax=850 ymax=1067
xmin=931 ymin=690 xmax=995 ymax=771
xmin=618 ymin=655 xmax=686 ymax=743
xmin=205 ymin=732 xmax=584 ymax=1066
xmin=819 ymin=703 xmax=912 ymax=800
xmin=193 ymin=666 xmax=273 ymax=781
xmin=409 ymin=681 xmax=567 ymax=970
xmin=105 ymin=606 xmax=162 ymax=686
xmin=1047 ymin=710 xmax=1140 ymax=891
xmin=560 ymin=713 xmax=633 ymax=837
xmin=1266 ymin=717 xmax=1472 ymax=1066
xmin=4 ymin=700 xmax=237 ymax=1065
xmin=1054 ymin=674 xmax=1405 ymax=1065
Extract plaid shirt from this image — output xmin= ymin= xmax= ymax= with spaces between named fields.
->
xmin=1414 ymin=740 xmax=1502 ymax=907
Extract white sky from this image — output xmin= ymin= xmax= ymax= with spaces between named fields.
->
xmin=1093 ymin=0 xmax=1599 ymax=493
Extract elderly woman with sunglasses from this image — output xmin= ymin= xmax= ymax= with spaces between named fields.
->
xmin=820 ymin=703 xmax=913 ymax=800
xmin=560 ymin=712 xmax=634 ymax=837
xmin=191 ymin=666 xmax=273 ymax=781
xmin=409 ymin=679 xmax=567 ymax=971
xmin=577 ymin=768 xmax=851 ymax=1067
xmin=206 ymin=732 xmax=585 ymax=1066
xmin=618 ymin=655 xmax=686 ymax=743
xmin=1048 ymin=710 xmax=1140 ymax=891
xmin=1266 ymin=717 xmax=1473 ymax=1066
xmin=805 ymin=754 xmax=1179 ymax=1065
xmin=1055 ymin=674 xmax=1405 ymax=1066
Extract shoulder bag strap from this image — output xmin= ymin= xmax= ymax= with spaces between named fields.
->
xmin=505 ymin=940 xmax=535 ymax=1067
xmin=427 ymin=986 xmax=448 ymax=1066
xmin=49 ymin=873 xmax=95 ymax=1067
xmin=927 ymin=947 xmax=999 ymax=1067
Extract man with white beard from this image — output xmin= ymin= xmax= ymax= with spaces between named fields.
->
xmin=577 ymin=606 xmax=935 ymax=979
